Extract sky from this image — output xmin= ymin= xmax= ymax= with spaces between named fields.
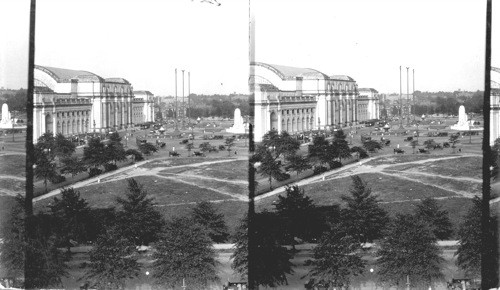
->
xmin=0 ymin=0 xmax=497 ymax=94
xmin=252 ymin=0 xmax=488 ymax=94
xmin=1 ymin=0 xmax=249 ymax=95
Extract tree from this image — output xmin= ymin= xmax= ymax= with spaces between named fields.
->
xmin=256 ymin=149 xmax=283 ymax=190
xmin=125 ymin=148 xmax=144 ymax=162
xmin=153 ymin=216 xmax=219 ymax=289
xmin=53 ymin=132 xmax=76 ymax=160
xmin=231 ymin=212 xmax=293 ymax=288
xmin=308 ymin=135 xmax=334 ymax=167
xmin=449 ymin=133 xmax=460 ymax=153
xmin=377 ymin=214 xmax=444 ymax=288
xmin=85 ymin=228 xmax=140 ymax=290
xmin=414 ymin=197 xmax=453 ymax=240
xmin=83 ymin=137 xmax=107 ymax=169
xmin=285 ymin=153 xmax=312 ymax=176
xmin=424 ymin=139 xmax=436 ymax=150
xmin=340 ymin=176 xmax=389 ymax=243
xmin=191 ymin=201 xmax=229 ymax=243
xmin=305 ymin=224 xmax=365 ymax=289
xmin=332 ymin=130 xmax=352 ymax=162
xmin=259 ymin=130 xmax=300 ymax=159
xmin=115 ymin=178 xmax=165 ymax=246
xmin=49 ymin=187 xmax=91 ymax=253
xmin=138 ymin=142 xmax=158 ymax=156
xmin=455 ymin=197 xmax=482 ymax=278
xmin=410 ymin=140 xmax=419 ymax=154
xmin=199 ymin=142 xmax=212 ymax=153
xmin=34 ymin=147 xmax=58 ymax=191
xmin=350 ymin=146 xmax=368 ymax=160
xmin=105 ymin=133 xmax=127 ymax=165
xmin=362 ymin=140 xmax=382 ymax=153
xmin=60 ymin=156 xmax=87 ymax=178
xmin=225 ymin=136 xmax=235 ymax=156
xmin=274 ymin=185 xmax=316 ymax=249
xmin=0 ymin=195 xmax=67 ymax=288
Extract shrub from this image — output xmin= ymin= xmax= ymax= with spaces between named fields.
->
xmin=275 ymin=172 xmax=291 ymax=182
xmin=329 ymin=161 xmax=342 ymax=169
xmin=50 ymin=174 xmax=66 ymax=184
xmin=104 ymin=163 xmax=118 ymax=172
xmin=313 ymin=166 xmax=328 ymax=175
xmin=88 ymin=168 xmax=103 ymax=177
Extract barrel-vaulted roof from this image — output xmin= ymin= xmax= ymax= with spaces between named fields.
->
xmin=35 ymin=65 xmax=104 ymax=83
xmin=358 ymin=88 xmax=378 ymax=93
xmin=105 ymin=78 xmax=131 ymax=84
xmin=329 ymin=75 xmax=355 ymax=82
xmin=133 ymin=90 xmax=154 ymax=95
xmin=252 ymin=62 xmax=328 ymax=80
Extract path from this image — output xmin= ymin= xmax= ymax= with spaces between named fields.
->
xmin=33 ymin=156 xmax=248 ymax=203
xmin=255 ymin=153 xmax=482 ymax=203
xmin=0 ymin=152 xmax=27 ymax=197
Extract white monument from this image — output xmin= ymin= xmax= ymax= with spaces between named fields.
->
xmin=450 ymin=105 xmax=482 ymax=131
xmin=226 ymin=108 xmax=247 ymax=134
xmin=0 ymin=103 xmax=13 ymax=129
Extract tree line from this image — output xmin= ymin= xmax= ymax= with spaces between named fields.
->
xmin=1 ymin=179 xmax=232 ymax=289
xmin=237 ymin=178 xmax=489 ymax=289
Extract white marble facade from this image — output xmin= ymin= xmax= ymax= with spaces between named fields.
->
xmin=250 ymin=62 xmax=370 ymax=142
xmin=491 ymin=67 xmax=500 ymax=145
xmin=33 ymin=65 xmax=154 ymax=141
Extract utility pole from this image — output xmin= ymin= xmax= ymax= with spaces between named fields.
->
xmin=188 ymin=71 xmax=191 ymax=126
xmin=406 ymin=67 xmax=410 ymax=126
xmin=413 ymin=69 xmax=416 ymax=121
xmin=174 ymin=69 xmax=179 ymax=132
xmin=399 ymin=66 xmax=404 ymax=129
xmin=181 ymin=69 xmax=185 ymax=130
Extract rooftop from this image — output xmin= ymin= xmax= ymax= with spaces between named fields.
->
xmin=252 ymin=62 xmax=328 ymax=80
xmin=35 ymin=65 xmax=104 ymax=83
xmin=105 ymin=78 xmax=131 ymax=84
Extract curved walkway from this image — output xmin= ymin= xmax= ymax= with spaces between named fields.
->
xmin=33 ymin=156 xmax=248 ymax=203
xmin=255 ymin=153 xmax=482 ymax=203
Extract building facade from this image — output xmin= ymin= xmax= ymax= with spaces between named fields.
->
xmin=491 ymin=67 xmax=500 ymax=145
xmin=33 ymin=65 xmax=153 ymax=141
xmin=357 ymin=88 xmax=380 ymax=122
xmin=250 ymin=62 xmax=361 ymax=142
xmin=132 ymin=91 xmax=155 ymax=124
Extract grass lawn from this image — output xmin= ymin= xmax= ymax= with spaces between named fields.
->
xmin=0 ymin=154 xmax=26 ymax=176
xmin=385 ymin=156 xmax=482 ymax=179
xmin=159 ymin=159 xmax=248 ymax=182
xmin=35 ymin=175 xmax=236 ymax=210
xmin=157 ymin=174 xmax=247 ymax=198
xmin=387 ymin=172 xmax=481 ymax=194
xmin=0 ymin=178 xmax=24 ymax=193
xmin=364 ymin=154 xmax=456 ymax=166
xmin=307 ymin=172 xmax=456 ymax=203
xmin=141 ymin=156 xmax=234 ymax=169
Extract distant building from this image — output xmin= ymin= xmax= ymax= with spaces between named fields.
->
xmin=132 ymin=91 xmax=155 ymax=124
xmin=357 ymin=88 xmax=380 ymax=121
xmin=250 ymin=62 xmax=359 ymax=142
xmin=33 ymin=65 xmax=153 ymax=141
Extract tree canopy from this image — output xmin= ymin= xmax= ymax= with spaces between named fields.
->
xmin=340 ymin=176 xmax=388 ymax=243
xmin=376 ymin=214 xmax=444 ymax=288
xmin=414 ymin=197 xmax=453 ymax=240
xmin=115 ymin=178 xmax=165 ymax=246
xmin=153 ymin=216 xmax=219 ymax=289
xmin=191 ymin=201 xmax=229 ymax=243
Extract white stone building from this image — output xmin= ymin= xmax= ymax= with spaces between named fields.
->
xmin=357 ymin=88 xmax=380 ymax=122
xmin=250 ymin=62 xmax=360 ymax=142
xmin=33 ymin=65 xmax=153 ymax=141
xmin=132 ymin=91 xmax=155 ymax=124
